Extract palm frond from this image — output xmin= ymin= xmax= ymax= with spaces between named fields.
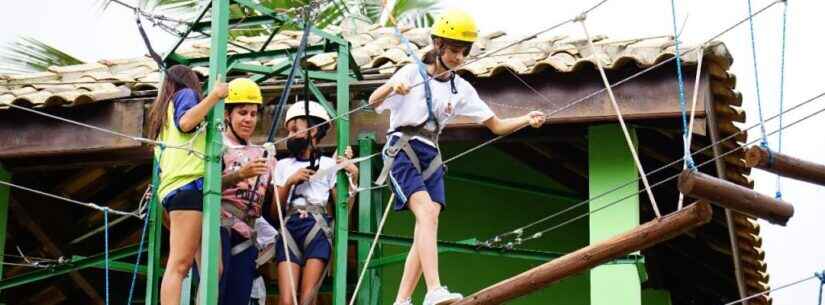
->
xmin=0 ymin=37 xmax=84 ymax=74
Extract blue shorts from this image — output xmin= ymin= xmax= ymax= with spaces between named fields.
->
xmin=162 ymin=179 xmax=204 ymax=212
xmin=274 ymin=214 xmax=333 ymax=266
xmin=218 ymin=227 xmax=258 ymax=305
xmin=384 ymin=136 xmax=446 ymax=211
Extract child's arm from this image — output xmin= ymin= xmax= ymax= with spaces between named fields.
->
xmin=179 ymin=81 xmax=229 ymax=132
xmin=483 ymin=111 xmax=546 ymax=135
xmin=368 ymin=81 xmax=409 ymax=109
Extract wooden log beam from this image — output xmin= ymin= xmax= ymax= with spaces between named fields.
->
xmin=453 ymin=201 xmax=713 ymax=305
xmin=745 ymin=145 xmax=825 ymax=187
xmin=9 ymin=198 xmax=104 ymax=305
xmin=0 ymin=101 xmax=144 ymax=158
xmin=678 ymin=170 xmax=794 ymax=225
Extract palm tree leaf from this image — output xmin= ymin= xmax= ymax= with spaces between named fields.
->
xmin=0 ymin=37 xmax=84 ymax=74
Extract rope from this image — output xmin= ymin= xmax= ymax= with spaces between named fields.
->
xmin=580 ymin=18 xmax=662 ymax=218
xmin=724 ymin=270 xmax=824 ymax=305
xmin=0 ymin=180 xmax=138 ymax=217
xmin=519 ymin=93 xmax=825 ymax=244
xmin=746 ymin=0 xmax=770 ymax=148
xmin=441 ymin=0 xmax=782 ymax=168
xmin=347 ymin=193 xmax=395 ymax=305
xmin=103 ymin=208 xmax=110 ymax=305
xmin=126 ymin=153 xmax=159 ymax=305
xmin=677 ymin=46 xmax=705 ymax=210
xmin=268 ymin=0 xmax=611 ymax=149
xmin=273 ymin=184 xmax=299 ymax=305
xmin=487 ymin=86 xmax=825 ymax=246
xmin=669 ymin=0 xmax=696 ymax=171
xmin=0 ymin=100 xmax=206 ymax=158
xmin=776 ymin=1 xmax=788 ymax=199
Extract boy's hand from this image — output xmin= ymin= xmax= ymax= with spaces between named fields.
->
xmin=391 ymin=82 xmax=410 ymax=96
xmin=526 ymin=111 xmax=546 ymax=128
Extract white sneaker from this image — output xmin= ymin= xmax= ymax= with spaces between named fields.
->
xmin=393 ymin=298 xmax=413 ymax=305
xmin=423 ymin=286 xmax=463 ymax=305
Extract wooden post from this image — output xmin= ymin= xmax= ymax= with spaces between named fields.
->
xmin=746 ymin=145 xmax=825 ymax=187
xmin=453 ymin=202 xmax=713 ymax=305
xmin=678 ymin=170 xmax=794 ymax=225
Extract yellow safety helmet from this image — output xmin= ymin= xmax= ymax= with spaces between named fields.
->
xmin=226 ymin=78 xmax=263 ymax=105
xmin=431 ymin=9 xmax=478 ymax=43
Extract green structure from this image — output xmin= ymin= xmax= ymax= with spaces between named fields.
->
xmin=0 ymin=2 xmax=770 ymax=304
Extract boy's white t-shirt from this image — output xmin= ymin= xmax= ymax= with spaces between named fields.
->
xmin=273 ymin=156 xmax=337 ymax=207
xmin=375 ymin=64 xmax=495 ymax=146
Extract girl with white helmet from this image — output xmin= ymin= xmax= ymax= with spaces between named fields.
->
xmin=368 ymin=9 xmax=547 ymax=305
xmin=272 ymin=100 xmax=358 ymax=305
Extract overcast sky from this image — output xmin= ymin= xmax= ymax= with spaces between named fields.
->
xmin=1 ymin=0 xmax=823 ymax=304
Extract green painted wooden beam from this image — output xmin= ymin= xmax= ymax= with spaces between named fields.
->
xmin=356 ymin=134 xmax=377 ymax=305
xmin=0 ymin=245 xmax=143 ymax=290
xmin=332 ymin=41 xmax=351 ymax=305
xmin=589 ymin=124 xmax=643 ymax=305
xmin=145 ymin=153 xmax=164 ymax=305
xmin=446 ymin=171 xmax=581 ymax=203
xmin=71 ymin=255 xmax=149 ymax=274
xmin=200 ymin=1 xmax=229 ymax=304
xmin=230 ymin=0 xmax=347 ymax=45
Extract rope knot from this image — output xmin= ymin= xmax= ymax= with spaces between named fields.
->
xmin=572 ymin=13 xmax=587 ymax=23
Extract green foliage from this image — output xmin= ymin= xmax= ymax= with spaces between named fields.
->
xmin=0 ymin=37 xmax=84 ymax=74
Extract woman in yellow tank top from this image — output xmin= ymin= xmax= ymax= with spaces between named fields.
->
xmin=146 ymin=64 xmax=228 ymax=305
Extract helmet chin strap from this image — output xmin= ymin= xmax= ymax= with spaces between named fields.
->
xmin=226 ymin=117 xmax=248 ymax=146
xmin=435 ymin=45 xmax=459 ymax=94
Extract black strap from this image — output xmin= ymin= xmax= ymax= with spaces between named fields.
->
xmin=135 ymin=13 xmax=165 ymax=70
xmin=266 ymin=11 xmax=313 ymax=143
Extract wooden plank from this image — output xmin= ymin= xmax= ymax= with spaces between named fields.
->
xmin=746 ymin=145 xmax=825 ymax=187
xmin=9 ymin=198 xmax=104 ymax=305
xmin=0 ymin=101 xmax=144 ymax=158
xmin=453 ymin=201 xmax=713 ymax=305
xmin=678 ymin=170 xmax=794 ymax=225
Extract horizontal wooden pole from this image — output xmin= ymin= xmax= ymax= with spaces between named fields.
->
xmin=746 ymin=145 xmax=825 ymax=187
xmin=678 ymin=170 xmax=794 ymax=225
xmin=453 ymin=201 xmax=713 ymax=305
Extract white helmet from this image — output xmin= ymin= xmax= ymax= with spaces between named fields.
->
xmin=284 ymin=101 xmax=331 ymax=127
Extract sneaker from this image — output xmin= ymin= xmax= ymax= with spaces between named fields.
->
xmin=393 ymin=298 xmax=413 ymax=305
xmin=423 ymin=286 xmax=463 ymax=305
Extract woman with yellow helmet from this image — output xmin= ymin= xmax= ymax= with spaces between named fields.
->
xmin=218 ymin=78 xmax=278 ymax=305
xmin=369 ymin=10 xmax=547 ymax=305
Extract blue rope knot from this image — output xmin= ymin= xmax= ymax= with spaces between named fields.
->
xmin=775 ymin=191 xmax=782 ymax=199
xmin=766 ymin=146 xmax=776 ymax=168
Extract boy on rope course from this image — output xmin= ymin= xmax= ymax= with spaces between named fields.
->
xmin=368 ymin=10 xmax=546 ymax=305
xmin=272 ymin=101 xmax=359 ymax=305
xmin=219 ymin=78 xmax=280 ymax=305
xmin=145 ymin=64 xmax=228 ymax=305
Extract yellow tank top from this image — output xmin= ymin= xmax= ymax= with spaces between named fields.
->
xmin=156 ymin=101 xmax=206 ymax=201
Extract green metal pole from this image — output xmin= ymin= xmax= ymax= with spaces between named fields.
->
xmin=0 ymin=164 xmax=9 ymax=297
xmin=200 ymin=1 xmax=228 ymax=304
xmin=0 ymin=245 xmax=142 ymax=290
xmin=356 ymin=134 xmax=376 ymax=305
xmin=588 ymin=124 xmax=642 ymax=305
xmin=332 ymin=42 xmax=351 ymax=305
xmin=146 ymin=155 xmax=164 ymax=305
